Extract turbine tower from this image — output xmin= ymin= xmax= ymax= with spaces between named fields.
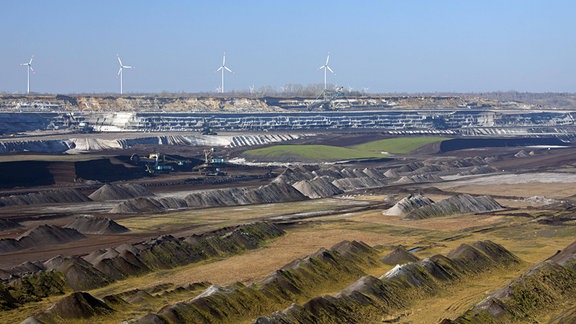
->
xmin=216 ymin=52 xmax=233 ymax=93
xmin=318 ymin=53 xmax=335 ymax=91
xmin=21 ymin=56 xmax=34 ymax=94
xmin=117 ymin=55 xmax=133 ymax=95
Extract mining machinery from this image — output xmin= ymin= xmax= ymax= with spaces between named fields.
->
xmin=307 ymin=86 xmax=352 ymax=110
xmin=194 ymin=148 xmax=228 ymax=176
xmin=130 ymin=153 xmax=188 ymax=174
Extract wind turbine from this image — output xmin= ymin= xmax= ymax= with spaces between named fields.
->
xmin=117 ymin=55 xmax=134 ymax=95
xmin=319 ymin=53 xmax=335 ymax=91
xmin=21 ymin=56 xmax=34 ymax=94
xmin=216 ymin=52 xmax=233 ymax=93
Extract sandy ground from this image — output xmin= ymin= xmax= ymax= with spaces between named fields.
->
xmin=440 ymin=172 xmax=576 ymax=198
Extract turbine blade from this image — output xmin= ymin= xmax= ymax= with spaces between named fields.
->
xmin=124 ymin=65 xmax=133 ymax=69
xmin=29 ymin=66 xmax=34 ymax=72
xmin=29 ymin=57 xmax=34 ymax=64
xmin=117 ymin=56 xmax=123 ymax=66
xmin=326 ymin=55 xmax=330 ymax=65
xmin=118 ymin=67 xmax=122 ymax=76
xmin=225 ymin=67 xmax=232 ymax=73
xmin=222 ymin=53 xmax=226 ymax=66
xmin=319 ymin=65 xmax=325 ymax=70
xmin=216 ymin=67 xmax=223 ymax=72
xmin=327 ymin=66 xmax=334 ymax=73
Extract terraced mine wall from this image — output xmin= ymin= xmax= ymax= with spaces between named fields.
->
xmin=0 ymin=95 xmax=280 ymax=113
xmin=0 ymin=94 xmax=514 ymax=113
xmin=0 ymin=133 xmax=305 ymax=154
xmin=1 ymin=109 xmax=576 ymax=135
xmin=1 ymin=111 xmax=575 ymax=154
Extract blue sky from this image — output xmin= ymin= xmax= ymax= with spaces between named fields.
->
xmin=2 ymin=1 xmax=575 ymax=94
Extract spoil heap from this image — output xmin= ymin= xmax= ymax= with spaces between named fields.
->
xmin=448 ymin=240 xmax=576 ymax=323
xmin=28 ymin=292 xmax=114 ymax=322
xmin=380 ymin=246 xmax=420 ymax=265
xmin=65 ymin=216 xmax=129 ymax=234
xmin=18 ymin=239 xmax=521 ymax=323
xmin=110 ymin=181 xmax=306 ymax=213
xmin=0 ymin=225 xmax=86 ymax=254
xmin=134 ymin=240 xmax=380 ymax=323
xmin=256 ymin=241 xmax=519 ymax=323
xmin=88 ymin=183 xmax=154 ymax=201
xmin=0 ymin=189 xmax=89 ymax=207
xmin=0 ymin=222 xmax=284 ymax=311
xmin=394 ymin=174 xmax=443 ymax=184
xmin=383 ymin=194 xmax=434 ymax=216
xmin=404 ymin=194 xmax=504 ymax=220
xmin=292 ymin=176 xmax=344 ymax=198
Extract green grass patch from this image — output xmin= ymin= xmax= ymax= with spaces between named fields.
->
xmin=242 ymin=137 xmax=449 ymax=162
xmin=352 ymin=136 xmax=450 ymax=154
xmin=242 ymin=144 xmax=384 ymax=162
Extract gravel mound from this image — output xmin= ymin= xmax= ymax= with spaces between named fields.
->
xmin=547 ymin=239 xmax=576 ymax=267
xmin=312 ymin=167 xmax=345 ymax=179
xmin=82 ymin=248 xmax=149 ymax=280
xmin=0 ymin=225 xmax=86 ymax=254
xmin=450 ymin=240 xmax=576 ymax=323
xmin=0 ymin=189 xmax=90 ymax=207
xmin=110 ymin=182 xmax=306 ymax=213
xmin=109 ymin=196 xmax=188 ymax=213
xmin=256 ymin=240 xmax=519 ymax=323
xmin=43 ymin=255 xmax=114 ymax=290
xmin=28 ymin=292 xmax=113 ymax=322
xmin=514 ymin=149 xmax=529 ymax=158
xmin=394 ymin=174 xmax=443 ymax=184
xmin=278 ymin=166 xmax=317 ymax=184
xmin=458 ymin=166 xmax=498 ymax=176
xmin=65 ymin=215 xmax=129 ymax=234
xmin=380 ymin=246 xmax=420 ymax=265
xmin=384 ymin=169 xmax=400 ymax=178
xmin=88 ymin=183 xmax=154 ymax=201
xmin=1 ymin=222 xmax=288 ymax=315
xmin=332 ymin=176 xmax=387 ymax=191
xmin=397 ymin=162 xmax=425 ymax=173
xmin=292 ymin=176 xmax=343 ymax=198
xmin=153 ymin=239 xmax=378 ymax=324
xmin=447 ymin=242 xmax=510 ymax=274
xmin=383 ymin=194 xmax=434 ymax=216
xmin=7 ymin=261 xmax=45 ymax=275
xmin=404 ymin=194 xmax=505 ymax=220
xmin=19 ymin=225 xmax=86 ymax=247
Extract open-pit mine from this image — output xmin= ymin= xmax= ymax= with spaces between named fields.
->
xmin=1 ymin=93 xmax=576 ymax=323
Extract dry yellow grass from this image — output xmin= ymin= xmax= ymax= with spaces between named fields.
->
xmin=6 ymin=179 xmax=576 ymax=323
xmin=116 ymin=198 xmax=371 ymax=234
xmin=86 ymin=209 xmax=576 ymax=323
xmin=397 ymin=266 xmax=525 ymax=323
xmin=92 ymin=224 xmax=402 ymax=296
